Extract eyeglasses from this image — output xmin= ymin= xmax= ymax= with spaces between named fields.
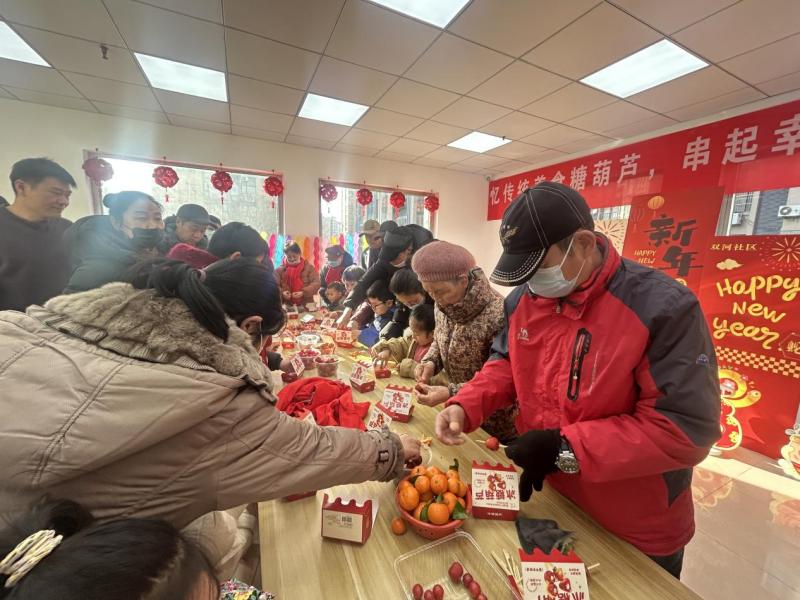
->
xmin=368 ymin=300 xmax=388 ymax=309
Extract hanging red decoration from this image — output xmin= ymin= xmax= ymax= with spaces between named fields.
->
xmin=356 ymin=187 xmax=372 ymax=216
xmin=211 ymin=170 xmax=233 ymax=204
xmin=320 ymin=182 xmax=338 ymax=202
xmin=264 ymin=176 xmax=283 ymax=197
xmin=153 ymin=165 xmax=179 ymax=202
xmin=82 ymin=157 xmax=114 ymax=185
xmin=390 ymin=190 xmax=406 ymax=218
xmin=423 ymin=195 xmax=439 ymax=213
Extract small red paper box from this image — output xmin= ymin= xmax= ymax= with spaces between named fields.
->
xmin=334 ymin=328 xmax=354 ymax=348
xmin=349 ymin=360 xmax=375 ymax=393
xmin=282 ymin=490 xmax=316 ymax=502
xmin=288 ymin=353 xmax=306 ymax=378
xmin=519 ymin=549 xmax=589 ymax=600
xmin=374 ymin=365 xmax=391 ymax=379
xmin=281 ymin=333 xmax=296 ymax=350
xmin=320 ymin=494 xmax=377 ymax=544
xmin=320 ymin=317 xmax=336 ymax=330
xmin=376 ymin=384 xmax=414 ymax=422
xmin=300 ymin=313 xmax=315 ymax=324
xmin=294 ymin=408 xmax=316 ymax=424
xmin=471 ymin=461 xmax=520 ymax=521
xmin=365 ymin=403 xmax=392 ymax=431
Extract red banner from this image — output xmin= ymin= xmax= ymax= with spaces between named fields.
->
xmin=621 ymin=188 xmax=722 ymax=292
xmin=488 ymin=99 xmax=800 ymax=219
xmin=698 ymin=236 xmax=800 ymax=457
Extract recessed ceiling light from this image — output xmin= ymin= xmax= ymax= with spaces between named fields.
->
xmin=368 ymin=0 xmax=470 ymax=28
xmin=580 ymin=40 xmax=707 ymax=98
xmin=0 ymin=22 xmax=49 ymax=67
xmin=134 ymin=53 xmax=227 ymax=102
xmin=448 ymin=131 xmax=511 ymax=153
xmin=298 ymin=93 xmax=369 ymax=127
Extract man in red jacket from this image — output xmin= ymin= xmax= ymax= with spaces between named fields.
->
xmin=435 ymin=181 xmax=720 ymax=578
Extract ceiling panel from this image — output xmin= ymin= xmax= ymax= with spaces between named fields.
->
xmin=665 ymin=87 xmax=766 ymax=121
xmin=566 ymin=101 xmax=661 ymax=134
xmin=226 ymin=28 xmax=320 ymax=90
xmin=603 ymin=114 xmax=677 ymax=139
xmin=0 ymin=0 xmax=126 ymax=45
xmin=673 ymin=0 xmax=800 ymax=63
xmin=0 ymin=59 xmax=80 ymax=96
xmin=104 ymin=0 xmax=226 ymax=70
xmin=17 ymin=27 xmax=146 ymax=85
xmin=608 ymin=0 xmax=738 ymax=34
xmin=721 ymin=34 xmax=800 ymax=86
xmin=413 ymin=156 xmax=453 ymax=168
xmin=231 ymin=125 xmax=285 ymax=141
xmin=449 ymin=0 xmax=599 ymax=58
xmin=375 ymin=150 xmax=416 ymax=162
xmin=4 ymin=87 xmax=96 ymax=111
xmin=223 ymin=0 xmax=343 ymax=52
xmin=142 ymin=0 xmax=224 ymax=22
xmin=309 ymin=56 xmax=397 ymax=105
xmin=458 ymin=154 xmax=508 ymax=168
xmin=424 ymin=146 xmax=476 ymax=163
xmin=168 ymin=114 xmax=231 ymax=133
xmin=521 ymin=124 xmax=595 ymax=148
xmin=432 ymin=97 xmax=511 ymax=129
xmin=469 ymin=61 xmax=569 ymax=109
xmin=93 ymin=101 xmax=169 ymax=123
xmin=492 ymin=159 xmax=533 ymax=173
xmin=230 ymin=104 xmax=293 ymax=132
xmin=354 ymin=107 xmax=424 ymax=135
xmin=757 ymin=71 xmax=800 ymax=96
xmin=154 ymin=89 xmax=230 ymax=122
xmin=332 ymin=142 xmax=378 ymax=156
xmin=64 ymin=72 xmax=161 ymax=110
xmin=382 ymin=137 xmax=439 ymax=157
xmin=338 ymin=127 xmax=397 ymax=149
xmin=523 ymin=3 xmax=661 ymax=80
xmin=628 ymin=66 xmax=746 ymax=113
xmin=487 ymin=140 xmax=549 ymax=160
xmin=289 ymin=116 xmax=349 ymax=141
xmin=325 ymin=0 xmax=437 ymax=75
xmin=406 ymin=120 xmax=469 ymax=145
xmin=227 ymin=75 xmax=303 ymax=114
xmin=479 ymin=111 xmax=554 ymax=138
xmin=554 ymin=133 xmax=615 ymax=154
xmin=285 ymin=134 xmax=336 ymax=149
xmin=405 ymin=33 xmax=512 ymax=95
xmin=376 ymin=79 xmax=458 ymax=119
xmin=522 ymin=82 xmax=616 ymax=122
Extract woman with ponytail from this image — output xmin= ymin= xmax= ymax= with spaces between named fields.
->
xmin=63 ymin=191 xmax=164 ymax=293
xmin=0 ymin=258 xmax=420 ymax=576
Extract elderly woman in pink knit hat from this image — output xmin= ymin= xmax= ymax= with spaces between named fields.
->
xmin=411 ymin=241 xmax=518 ymax=442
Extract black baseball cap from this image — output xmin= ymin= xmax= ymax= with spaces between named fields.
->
xmin=490 ymin=181 xmax=594 ymax=287
xmin=176 ymin=203 xmax=212 ymax=226
xmin=209 ymin=215 xmax=222 ymax=230
xmin=380 ymin=227 xmax=412 ymax=261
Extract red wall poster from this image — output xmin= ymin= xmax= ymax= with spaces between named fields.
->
xmin=621 ymin=188 xmax=722 ymax=292
xmin=698 ymin=236 xmax=800 ymax=462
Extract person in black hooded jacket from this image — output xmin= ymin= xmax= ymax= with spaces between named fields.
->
xmin=63 ymin=191 xmax=164 ymax=293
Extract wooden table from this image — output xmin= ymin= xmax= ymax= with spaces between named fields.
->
xmin=258 ymin=346 xmax=701 ymax=599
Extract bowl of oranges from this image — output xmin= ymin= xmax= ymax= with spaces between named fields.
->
xmin=396 ymin=460 xmax=471 ymax=540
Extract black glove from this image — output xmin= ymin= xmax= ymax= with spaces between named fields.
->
xmin=505 ymin=429 xmax=561 ymax=502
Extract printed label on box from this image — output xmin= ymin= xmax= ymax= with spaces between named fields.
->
xmin=350 ymin=361 xmax=375 ymax=385
xmin=289 ymin=353 xmax=305 ymax=377
xmin=335 ymin=329 xmax=354 ymax=347
xmin=320 ymin=495 xmax=378 ymax=544
xmin=320 ymin=317 xmax=336 ymax=330
xmin=520 ymin=549 xmax=590 ymax=600
xmin=471 ymin=461 xmax=520 ymax=520
xmin=377 ymin=385 xmax=414 ymax=422
xmin=366 ymin=404 xmax=392 ymax=431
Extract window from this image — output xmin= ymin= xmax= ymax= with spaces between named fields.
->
xmin=320 ymin=181 xmax=434 ymax=241
xmin=591 ymin=205 xmax=631 ymax=221
xmin=732 ymin=192 xmax=754 ymax=215
xmin=92 ymin=155 xmax=282 ymax=236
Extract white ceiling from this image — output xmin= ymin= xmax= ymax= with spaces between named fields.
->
xmin=1 ymin=0 xmax=799 ymax=177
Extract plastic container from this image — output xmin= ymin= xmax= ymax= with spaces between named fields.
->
xmin=318 ymin=340 xmax=336 ymax=355
xmin=395 ymin=477 xmax=472 ymax=541
xmin=315 ymin=355 xmax=340 ymax=377
xmin=296 ymin=333 xmax=322 ymax=350
xmin=297 ymin=349 xmax=320 ymax=370
xmin=394 ymin=531 xmax=518 ymax=600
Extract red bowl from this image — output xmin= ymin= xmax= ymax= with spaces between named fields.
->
xmin=395 ymin=477 xmax=472 ymax=540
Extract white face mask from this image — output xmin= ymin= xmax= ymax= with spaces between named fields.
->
xmin=528 ymin=237 xmax=586 ymax=299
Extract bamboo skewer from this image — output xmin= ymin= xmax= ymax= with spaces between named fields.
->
xmin=477 ymin=439 xmax=508 ymax=449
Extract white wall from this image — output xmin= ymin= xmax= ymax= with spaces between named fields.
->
xmin=0 ymin=98 xmax=506 ymax=272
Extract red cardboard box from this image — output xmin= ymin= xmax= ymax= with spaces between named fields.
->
xmin=519 ymin=549 xmax=590 ymax=600
xmin=471 ymin=461 xmax=520 ymax=521
xmin=350 ymin=361 xmax=376 ymax=393
xmin=334 ymin=329 xmax=354 ymax=348
xmin=320 ymin=494 xmax=377 ymax=544
xmin=283 ymin=491 xmax=316 ymax=502
xmin=365 ymin=404 xmax=392 ymax=431
xmin=376 ymin=384 xmax=414 ymax=422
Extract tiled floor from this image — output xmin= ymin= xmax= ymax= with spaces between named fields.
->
xmin=684 ymin=448 xmax=800 ymax=600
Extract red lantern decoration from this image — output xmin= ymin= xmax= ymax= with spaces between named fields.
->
xmin=356 ymin=187 xmax=373 ymax=216
xmin=423 ymin=195 xmax=439 ymax=214
xmin=320 ymin=182 xmax=338 ymax=202
xmin=264 ymin=176 xmax=283 ymax=197
xmin=390 ymin=191 xmax=406 ymax=217
xmin=82 ymin=157 xmax=114 ymax=185
xmin=153 ymin=165 xmax=179 ymax=202
xmin=211 ymin=170 xmax=233 ymax=204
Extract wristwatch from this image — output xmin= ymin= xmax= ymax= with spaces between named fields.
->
xmin=555 ymin=437 xmax=580 ymax=474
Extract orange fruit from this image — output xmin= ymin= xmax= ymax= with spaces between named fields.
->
xmin=413 ymin=503 xmax=425 ymax=521
xmin=399 ymin=486 xmax=420 ymax=511
xmin=457 ymin=481 xmax=468 ymax=498
xmin=414 ymin=475 xmax=431 ymax=495
xmin=420 ymin=491 xmax=434 ymax=503
xmin=391 ymin=517 xmax=407 ymax=535
xmin=428 ymin=502 xmax=450 ymax=525
xmin=398 ymin=480 xmax=412 ymax=492
xmin=427 ymin=466 xmax=442 ymax=477
xmin=410 ymin=465 xmax=427 ymax=477
xmin=456 ymin=497 xmax=466 ymax=510
xmin=443 ymin=492 xmax=458 ymax=515
xmin=430 ymin=473 xmax=448 ymax=495
xmin=447 ymin=477 xmax=460 ymax=495
xmin=446 ymin=469 xmax=459 ymax=480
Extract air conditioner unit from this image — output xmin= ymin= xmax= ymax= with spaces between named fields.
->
xmin=730 ymin=212 xmax=743 ymax=225
xmin=778 ymin=205 xmax=800 ymax=218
